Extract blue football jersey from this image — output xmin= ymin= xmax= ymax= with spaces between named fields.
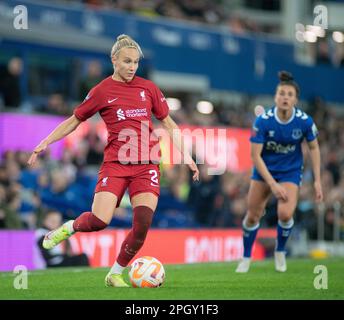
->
xmin=250 ymin=106 xmax=318 ymax=174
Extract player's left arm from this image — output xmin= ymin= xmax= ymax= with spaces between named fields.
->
xmin=307 ymin=138 xmax=323 ymax=202
xmin=160 ymin=115 xmax=199 ymax=181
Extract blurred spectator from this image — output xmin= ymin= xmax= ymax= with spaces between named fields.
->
xmin=129 ymin=0 xmax=160 ymax=18
xmin=43 ymin=93 xmax=70 ymax=115
xmin=326 ymin=151 xmax=340 ymax=186
xmin=84 ymin=126 xmax=106 ymax=165
xmin=84 ymin=0 xmax=101 ymax=6
xmin=0 ymin=185 xmax=24 ymax=229
xmin=211 ymin=172 xmax=248 ymax=227
xmin=79 ymin=60 xmax=103 ymax=101
xmin=36 ymin=210 xmax=89 ymax=267
xmin=60 ymin=150 xmax=78 ymax=182
xmin=192 ymin=109 xmax=218 ymax=126
xmin=316 ymin=39 xmax=331 ymax=65
xmin=187 ymin=164 xmax=220 ymax=226
xmin=156 ymin=0 xmax=186 ymax=20
xmin=18 ymin=184 xmax=42 ymax=229
xmin=227 ymin=16 xmax=248 ymax=35
xmin=0 ymin=57 xmax=23 ymax=108
xmin=333 ymin=42 xmax=344 ymax=67
xmin=165 ymin=165 xmax=190 ymax=202
xmin=177 ymin=0 xmax=207 ymax=23
xmin=202 ymin=1 xmax=223 ymax=24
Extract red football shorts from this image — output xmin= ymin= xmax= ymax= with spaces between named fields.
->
xmin=95 ymin=162 xmax=160 ymax=207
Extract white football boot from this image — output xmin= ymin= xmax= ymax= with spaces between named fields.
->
xmin=235 ymin=257 xmax=251 ymax=273
xmin=274 ymin=251 xmax=287 ymax=272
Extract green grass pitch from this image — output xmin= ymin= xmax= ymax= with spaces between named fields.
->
xmin=0 ymin=258 xmax=343 ymax=300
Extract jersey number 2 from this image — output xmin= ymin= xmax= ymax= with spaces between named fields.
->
xmin=149 ymin=169 xmax=159 ymax=186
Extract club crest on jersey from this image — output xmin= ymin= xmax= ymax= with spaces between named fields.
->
xmin=292 ymin=129 xmax=302 ymax=139
xmin=312 ymin=123 xmax=319 ymax=136
xmin=268 ymin=130 xmax=275 ymax=137
xmin=140 ymin=90 xmax=146 ymax=101
xmin=101 ymin=177 xmax=108 ymax=187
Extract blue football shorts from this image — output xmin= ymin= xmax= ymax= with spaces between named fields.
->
xmin=251 ymin=168 xmax=303 ymax=186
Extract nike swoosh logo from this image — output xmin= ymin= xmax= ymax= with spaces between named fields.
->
xmin=108 ymin=98 xmax=118 ymax=103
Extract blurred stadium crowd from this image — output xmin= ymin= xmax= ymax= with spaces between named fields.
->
xmin=0 ymin=0 xmax=343 ymax=242
xmin=64 ymin=0 xmax=259 ymax=30
xmin=1 ymin=57 xmax=344 ymax=242
xmin=66 ymin=0 xmax=344 ymax=67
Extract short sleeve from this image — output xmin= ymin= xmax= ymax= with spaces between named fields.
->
xmin=304 ymin=116 xmax=318 ymax=142
xmin=250 ymin=116 xmax=266 ymax=144
xmin=150 ymin=83 xmax=169 ymax=121
xmin=74 ymin=87 xmax=101 ymax=122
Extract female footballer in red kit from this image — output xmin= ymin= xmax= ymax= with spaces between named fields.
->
xmin=28 ymin=34 xmax=199 ymax=287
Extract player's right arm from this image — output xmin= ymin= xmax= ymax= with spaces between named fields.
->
xmin=251 ymin=114 xmax=288 ymax=201
xmin=251 ymin=143 xmax=288 ymax=201
xmin=160 ymin=115 xmax=199 ymax=182
xmin=27 ymin=115 xmax=81 ymax=166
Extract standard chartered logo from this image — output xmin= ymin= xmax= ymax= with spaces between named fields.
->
xmin=116 ymin=108 xmax=148 ymax=120
xmin=117 ymin=109 xmax=125 ymax=121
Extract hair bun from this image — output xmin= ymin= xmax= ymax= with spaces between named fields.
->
xmin=117 ymin=34 xmax=129 ymax=41
xmin=278 ymin=71 xmax=293 ymax=82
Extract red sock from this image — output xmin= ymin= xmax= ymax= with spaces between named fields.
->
xmin=116 ymin=206 xmax=154 ymax=267
xmin=73 ymin=212 xmax=108 ymax=232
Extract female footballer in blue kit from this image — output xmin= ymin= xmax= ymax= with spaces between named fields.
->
xmin=236 ymin=71 xmax=323 ymax=273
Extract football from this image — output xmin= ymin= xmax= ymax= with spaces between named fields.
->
xmin=128 ymin=256 xmax=165 ymax=288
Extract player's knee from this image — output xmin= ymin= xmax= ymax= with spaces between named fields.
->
xmin=245 ymin=211 xmax=261 ymax=226
xmin=91 ymin=209 xmax=112 ymax=225
xmin=73 ymin=211 xmax=108 ymax=232
xmin=92 ymin=222 xmax=108 ymax=231
xmin=278 ymin=211 xmax=293 ymax=223
xmin=90 ymin=212 xmax=108 ymax=231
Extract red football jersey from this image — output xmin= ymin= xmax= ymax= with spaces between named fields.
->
xmin=74 ymin=76 xmax=169 ymax=164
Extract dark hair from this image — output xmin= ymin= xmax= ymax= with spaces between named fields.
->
xmin=277 ymin=71 xmax=300 ymax=97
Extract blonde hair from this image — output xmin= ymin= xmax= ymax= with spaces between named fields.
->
xmin=110 ymin=34 xmax=144 ymax=59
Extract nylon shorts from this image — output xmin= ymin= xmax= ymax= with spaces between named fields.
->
xmin=95 ymin=162 xmax=160 ymax=207
xmin=251 ymin=168 xmax=303 ymax=186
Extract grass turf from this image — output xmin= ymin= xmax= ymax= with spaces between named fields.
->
xmin=0 ymin=258 xmax=343 ymax=300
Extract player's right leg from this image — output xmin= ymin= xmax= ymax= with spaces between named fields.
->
xmin=236 ymin=180 xmax=271 ymax=273
xmin=43 ymin=191 xmax=117 ymax=249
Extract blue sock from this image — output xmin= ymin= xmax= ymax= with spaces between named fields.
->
xmin=242 ymin=220 xmax=260 ymax=258
xmin=276 ymin=219 xmax=294 ymax=252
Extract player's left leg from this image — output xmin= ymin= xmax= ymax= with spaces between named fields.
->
xmin=275 ymin=182 xmax=299 ymax=272
xmin=117 ymin=192 xmax=157 ymax=268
